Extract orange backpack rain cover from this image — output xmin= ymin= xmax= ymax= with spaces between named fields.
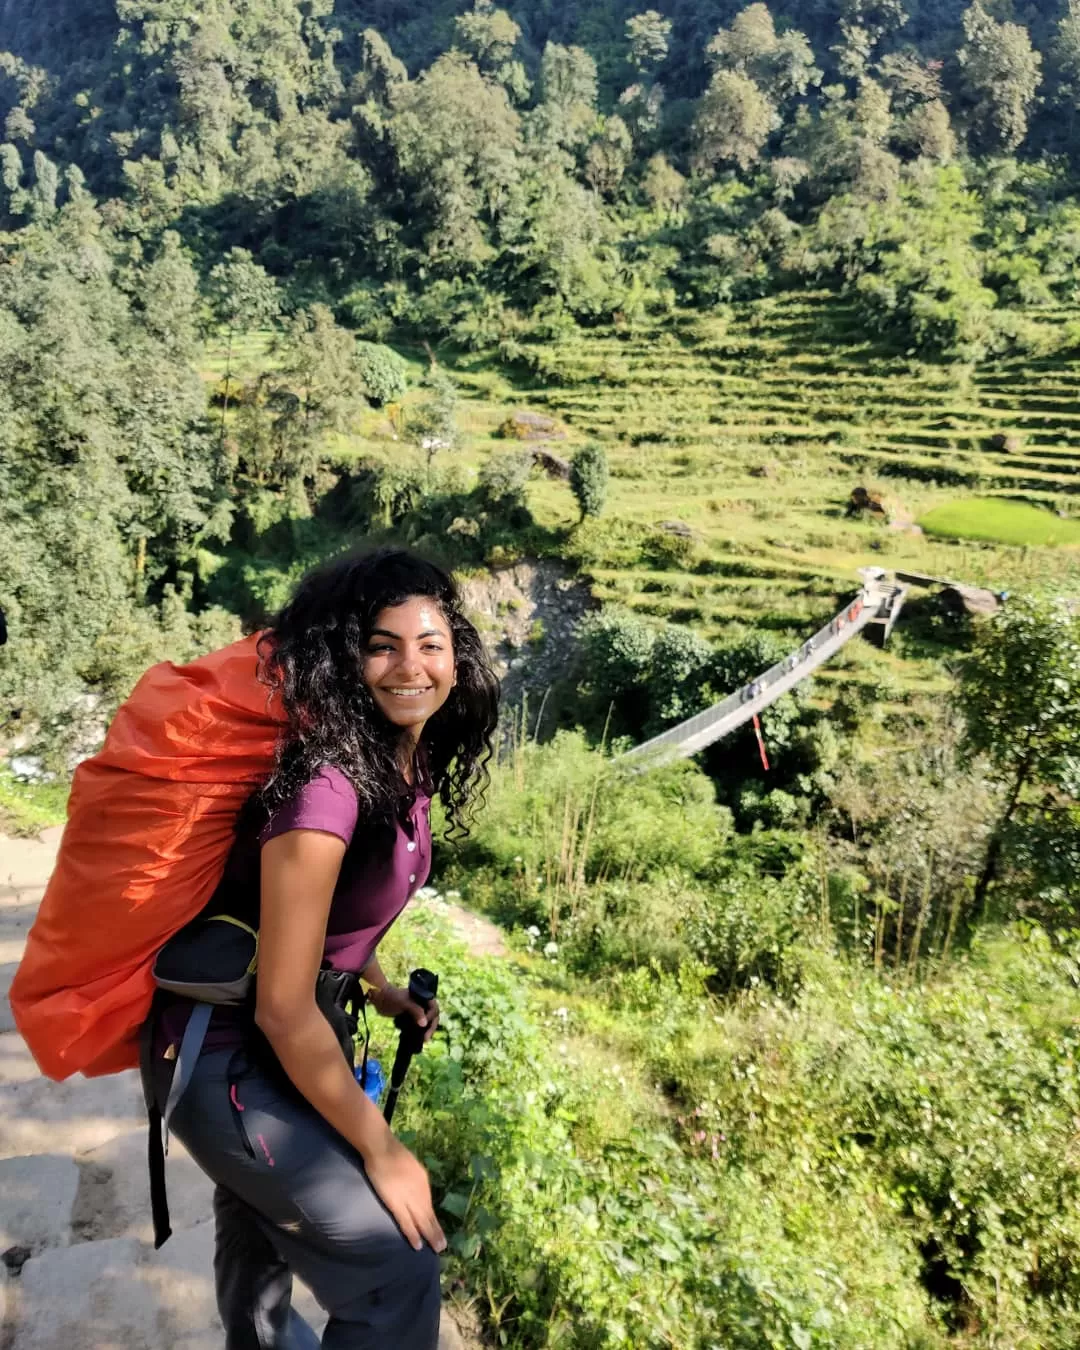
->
xmin=9 ymin=634 xmax=285 ymax=1079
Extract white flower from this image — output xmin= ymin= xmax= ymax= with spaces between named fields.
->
xmin=543 ymin=941 xmax=559 ymax=957
xmin=553 ymin=1007 xmax=569 ymax=1020
xmin=513 ymin=855 xmax=523 ymax=863
xmin=526 ymin=925 xmax=541 ymax=937
xmin=445 ymin=890 xmax=461 ymax=900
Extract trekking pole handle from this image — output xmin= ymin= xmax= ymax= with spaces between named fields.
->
xmin=393 ymin=968 xmax=439 ymax=1050
xmin=384 ymin=968 xmax=438 ymax=1125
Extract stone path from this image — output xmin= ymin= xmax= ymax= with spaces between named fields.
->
xmin=0 ymin=828 xmax=471 ymax=1350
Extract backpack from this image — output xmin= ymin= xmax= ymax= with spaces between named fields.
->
xmin=9 ymin=633 xmax=285 ymax=1080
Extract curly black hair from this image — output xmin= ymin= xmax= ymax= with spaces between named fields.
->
xmin=256 ymin=547 xmax=500 ymax=839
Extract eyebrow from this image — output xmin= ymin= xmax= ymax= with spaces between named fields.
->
xmin=369 ymin=627 xmax=447 ymax=640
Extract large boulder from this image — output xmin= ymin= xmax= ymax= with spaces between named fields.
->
xmin=532 ymin=447 xmax=572 ymax=480
xmin=497 ymin=410 xmax=567 ymax=441
xmin=846 ymin=485 xmax=887 ymax=518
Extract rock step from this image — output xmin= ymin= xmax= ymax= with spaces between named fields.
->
xmin=0 ymin=1034 xmax=146 ymax=1163
xmin=5 ymin=1224 xmax=466 ymax=1349
xmin=1 ymin=1135 xmax=467 ymax=1349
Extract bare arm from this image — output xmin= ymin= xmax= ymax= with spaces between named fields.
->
xmin=255 ymin=829 xmax=445 ymax=1252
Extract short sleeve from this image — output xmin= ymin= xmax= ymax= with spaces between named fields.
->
xmin=259 ymin=767 xmax=359 ymax=849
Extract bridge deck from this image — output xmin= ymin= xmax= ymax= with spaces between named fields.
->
xmin=621 ymin=581 xmax=906 ymax=766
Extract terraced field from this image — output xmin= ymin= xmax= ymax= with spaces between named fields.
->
xmin=503 ymin=290 xmax=1080 ymax=651
xmin=204 ymin=292 xmax=1080 ymax=693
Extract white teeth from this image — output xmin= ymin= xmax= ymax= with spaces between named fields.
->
xmin=386 ymin=688 xmax=429 ymax=697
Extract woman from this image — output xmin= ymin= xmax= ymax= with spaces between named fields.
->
xmin=155 ymin=546 xmax=499 ymax=1350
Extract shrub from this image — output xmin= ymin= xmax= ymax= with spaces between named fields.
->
xmin=681 ymin=863 xmax=813 ymax=989
xmin=570 ymin=442 xmax=609 ymax=520
xmin=437 ymin=730 xmax=733 ymax=938
xmin=390 ymin=914 xmax=941 ymax=1350
xmin=478 ymin=450 xmax=534 ymax=509
xmin=355 ymin=340 xmax=409 ymax=406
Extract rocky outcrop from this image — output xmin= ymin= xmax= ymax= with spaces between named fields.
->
xmin=497 ymin=409 xmax=568 ymax=441
xmin=458 ymin=559 xmax=594 ymax=722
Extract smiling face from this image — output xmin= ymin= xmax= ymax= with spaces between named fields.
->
xmin=360 ymin=595 xmax=456 ymax=743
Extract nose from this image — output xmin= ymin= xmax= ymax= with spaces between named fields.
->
xmin=394 ymin=646 xmax=424 ymax=681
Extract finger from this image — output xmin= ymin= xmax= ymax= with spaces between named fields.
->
xmin=395 ymin=1208 xmax=424 ymax=1252
xmin=420 ymin=1210 xmax=447 ymax=1253
xmin=406 ymin=999 xmax=428 ymax=1028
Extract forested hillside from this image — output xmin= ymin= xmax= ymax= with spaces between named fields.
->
xmin=3 ymin=4 xmax=1080 ymax=1346
xmin=3 ymin=0 xmax=1080 ymax=728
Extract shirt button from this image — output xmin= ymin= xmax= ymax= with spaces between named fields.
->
xmin=409 ymin=874 xmax=416 ymax=884
xmin=407 ymin=841 xmax=416 ymax=852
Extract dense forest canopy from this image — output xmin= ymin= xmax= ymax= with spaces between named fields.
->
xmin=1 ymin=0 xmax=1079 ymax=336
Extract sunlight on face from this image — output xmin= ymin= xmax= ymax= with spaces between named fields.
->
xmin=360 ymin=596 xmax=456 ymax=741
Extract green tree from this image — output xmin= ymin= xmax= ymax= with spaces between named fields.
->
xmin=585 ymin=115 xmax=632 ymax=197
xmin=536 ymin=41 xmax=597 ymax=149
xmin=274 ymin=304 xmax=365 ymax=444
xmin=389 ymin=51 xmax=522 ymax=273
xmin=0 ymin=212 xmax=227 ymax=745
xmin=896 ymin=99 xmax=956 ymax=162
xmin=626 ymin=11 xmax=671 ymax=74
xmin=410 ymin=368 xmax=462 ymax=481
xmin=957 ymin=595 xmax=1080 ymax=914
xmin=356 ymin=341 xmax=408 ymax=407
xmin=1051 ymin=0 xmax=1080 ymax=145
xmin=642 ymin=152 xmax=686 ymax=215
xmin=206 ymin=247 xmax=280 ymax=451
xmin=0 ymin=142 xmax=26 ymax=219
xmin=478 ymin=449 xmax=533 ymax=509
xmin=535 ymin=42 xmax=597 ymax=149
xmin=693 ymin=69 xmax=778 ymax=172
xmin=140 ymin=231 xmax=201 ymax=360
xmin=30 ymin=150 xmax=58 ymax=219
xmin=707 ymin=5 xmax=820 ymax=104
xmin=958 ymin=2 xmax=1042 ymax=153
xmin=454 ymin=2 xmax=529 ymax=102
xmin=570 ymin=442 xmax=608 ymax=520
xmin=647 ymin=625 xmax=715 ymax=732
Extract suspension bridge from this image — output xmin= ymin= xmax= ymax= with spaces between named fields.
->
xmin=621 ymin=567 xmax=908 ymax=766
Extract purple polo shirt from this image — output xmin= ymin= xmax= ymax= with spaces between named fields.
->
xmin=259 ymin=764 xmax=432 ymax=972
xmin=158 ymin=765 xmax=431 ymax=1054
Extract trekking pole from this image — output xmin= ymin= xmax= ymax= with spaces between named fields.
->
xmin=383 ymin=968 xmax=438 ymax=1125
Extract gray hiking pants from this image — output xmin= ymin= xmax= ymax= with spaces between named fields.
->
xmin=167 ymin=1048 xmax=441 ymax=1350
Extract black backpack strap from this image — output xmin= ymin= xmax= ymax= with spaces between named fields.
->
xmin=140 ymin=996 xmax=215 ymax=1250
xmin=139 ymin=991 xmax=172 ymax=1250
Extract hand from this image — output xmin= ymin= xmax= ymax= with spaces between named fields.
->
xmin=371 ymin=983 xmax=440 ymax=1044
xmin=364 ymin=1134 xmax=447 ymax=1253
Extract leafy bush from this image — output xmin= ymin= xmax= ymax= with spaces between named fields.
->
xmin=478 ymin=449 xmax=534 ymax=508
xmin=438 ymin=730 xmax=732 ymax=941
xmin=570 ymin=442 xmax=609 ymax=520
xmin=379 ymin=907 xmax=950 ymax=1350
xmin=643 ymin=933 xmax=1080 ymax=1347
xmin=355 ymin=340 xmax=409 ymax=406
xmin=682 ymin=863 xmax=813 ymax=990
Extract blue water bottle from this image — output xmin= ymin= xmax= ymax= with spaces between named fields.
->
xmin=356 ymin=1057 xmax=386 ymax=1105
